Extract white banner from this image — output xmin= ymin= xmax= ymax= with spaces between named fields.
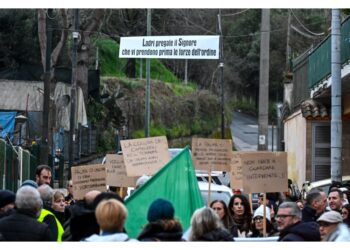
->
xmin=119 ymin=35 xmax=220 ymax=59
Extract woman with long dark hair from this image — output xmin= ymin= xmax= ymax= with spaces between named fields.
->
xmin=228 ymin=194 xmax=252 ymax=237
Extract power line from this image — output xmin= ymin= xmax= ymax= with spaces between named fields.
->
xmin=291 ymin=24 xmax=315 ymax=39
xmin=221 ymin=9 xmax=250 ymax=17
xmin=290 ymin=9 xmax=325 ymax=36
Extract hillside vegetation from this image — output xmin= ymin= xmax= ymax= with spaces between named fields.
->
xmin=89 ymin=38 xmax=231 ymax=151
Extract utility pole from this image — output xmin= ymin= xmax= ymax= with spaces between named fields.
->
xmin=331 ymin=9 xmax=342 ymax=183
xmin=184 ymin=59 xmax=188 ymax=84
xmin=258 ymin=9 xmax=270 ymax=151
xmin=69 ymin=9 xmax=79 ymax=179
xmin=145 ymin=9 xmax=151 ymax=137
xmin=218 ymin=9 xmax=225 ymax=139
xmin=285 ymin=10 xmax=291 ymax=72
xmin=41 ymin=9 xmax=52 ymax=165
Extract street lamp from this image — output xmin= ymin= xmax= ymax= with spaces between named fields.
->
xmin=15 ymin=114 xmax=27 ymax=146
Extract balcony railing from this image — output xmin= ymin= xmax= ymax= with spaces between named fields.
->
xmin=309 ymin=16 xmax=350 ymax=89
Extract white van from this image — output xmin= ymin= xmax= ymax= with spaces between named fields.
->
xmin=198 ymin=181 xmax=233 ymax=206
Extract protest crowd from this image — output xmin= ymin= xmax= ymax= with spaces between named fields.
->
xmin=1 ymin=139 xmax=350 ymax=242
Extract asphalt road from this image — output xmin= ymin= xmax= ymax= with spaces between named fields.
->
xmin=230 ymin=111 xmax=277 ymax=151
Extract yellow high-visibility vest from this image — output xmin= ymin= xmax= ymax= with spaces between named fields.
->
xmin=38 ymin=208 xmax=64 ymax=241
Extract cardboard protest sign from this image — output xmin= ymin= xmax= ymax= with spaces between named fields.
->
xmin=230 ymin=152 xmax=243 ymax=189
xmin=105 ymin=154 xmax=138 ymax=187
xmin=241 ymin=151 xmax=288 ymax=194
xmin=191 ymin=138 xmax=233 ymax=171
xmin=121 ymin=136 xmax=170 ymax=176
xmin=71 ymin=164 xmax=106 ymax=200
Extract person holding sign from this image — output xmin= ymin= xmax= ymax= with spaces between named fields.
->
xmin=250 ymin=205 xmax=278 ymax=237
xmin=228 ymin=194 xmax=252 ymax=237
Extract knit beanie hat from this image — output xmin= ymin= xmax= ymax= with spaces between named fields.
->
xmin=21 ymin=180 xmax=38 ymax=189
xmin=0 ymin=189 xmax=16 ymax=208
xmin=147 ymin=198 xmax=175 ymax=222
xmin=253 ymin=205 xmax=271 ymax=222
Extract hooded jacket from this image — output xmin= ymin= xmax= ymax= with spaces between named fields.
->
xmin=278 ymin=221 xmax=320 ymax=241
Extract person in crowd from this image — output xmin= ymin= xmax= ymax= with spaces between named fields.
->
xmin=228 ymin=194 xmax=252 ymax=237
xmin=317 ymin=210 xmax=344 ymax=240
xmin=21 ymin=179 xmax=38 ymax=189
xmin=135 ymin=175 xmax=150 ymax=189
xmin=62 ymin=190 xmax=101 ymax=241
xmin=302 ymin=190 xmax=327 ymax=222
xmin=277 ymin=201 xmax=320 ymax=241
xmin=328 ymin=189 xmax=343 ymax=213
xmin=250 ymin=205 xmax=277 ymax=237
xmin=37 ymin=184 xmax=64 ymax=241
xmin=35 ymin=165 xmax=52 ymax=186
xmin=92 ymin=191 xmax=124 ymax=209
xmin=137 ymin=198 xmax=183 ymax=241
xmin=341 ymin=203 xmax=350 ymax=227
xmin=210 ymin=200 xmax=234 ymax=230
xmin=0 ymin=189 xmax=16 ymax=219
xmin=65 ymin=180 xmax=75 ymax=206
xmin=342 ymin=190 xmax=350 ymax=206
xmin=0 ymin=186 xmax=54 ymax=241
xmin=52 ymin=190 xmax=67 ymax=225
xmin=188 ymin=207 xmax=233 ymax=241
xmin=84 ymin=199 xmax=136 ymax=241
xmin=296 ymin=200 xmax=304 ymax=210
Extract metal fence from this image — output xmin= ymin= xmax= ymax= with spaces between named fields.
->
xmin=0 ymin=139 xmax=35 ymax=192
xmin=0 ymin=122 xmax=98 ymax=191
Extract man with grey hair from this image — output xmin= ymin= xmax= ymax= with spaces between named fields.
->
xmin=37 ymin=184 xmax=64 ymax=241
xmin=277 ymin=201 xmax=320 ymax=241
xmin=302 ymin=190 xmax=327 ymax=222
xmin=0 ymin=186 xmax=54 ymax=241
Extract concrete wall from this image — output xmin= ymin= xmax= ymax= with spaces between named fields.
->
xmin=284 ymin=110 xmax=307 ymax=188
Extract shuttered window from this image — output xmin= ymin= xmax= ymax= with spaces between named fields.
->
xmin=312 ymin=123 xmax=331 ymax=181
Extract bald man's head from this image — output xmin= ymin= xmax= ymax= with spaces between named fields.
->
xmin=84 ymin=190 xmax=101 ymax=209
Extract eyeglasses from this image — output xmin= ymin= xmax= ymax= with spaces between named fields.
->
xmin=276 ymin=214 xmax=295 ymax=219
xmin=254 ymin=216 xmax=263 ymax=222
xmin=318 ymin=222 xmax=332 ymax=227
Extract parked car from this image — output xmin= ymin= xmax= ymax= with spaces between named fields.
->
xmin=301 ymin=176 xmax=350 ymax=200
xmin=198 ymin=181 xmax=233 ymax=206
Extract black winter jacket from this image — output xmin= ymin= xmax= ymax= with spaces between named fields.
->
xmin=197 ymin=229 xmax=234 ymax=241
xmin=278 ymin=221 xmax=320 ymax=241
xmin=0 ymin=211 xmax=55 ymax=241
xmin=138 ymin=220 xmax=183 ymax=241
xmin=302 ymin=205 xmax=318 ymax=222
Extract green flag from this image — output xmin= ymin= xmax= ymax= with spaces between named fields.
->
xmin=125 ymin=146 xmax=204 ymax=238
